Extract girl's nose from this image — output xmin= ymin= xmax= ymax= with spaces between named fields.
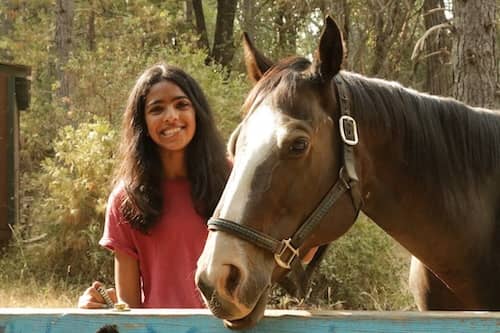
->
xmin=163 ymin=106 xmax=179 ymax=122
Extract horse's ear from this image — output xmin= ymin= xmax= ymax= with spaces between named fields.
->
xmin=243 ymin=32 xmax=274 ymax=84
xmin=227 ymin=123 xmax=242 ymax=159
xmin=312 ymin=16 xmax=344 ymax=81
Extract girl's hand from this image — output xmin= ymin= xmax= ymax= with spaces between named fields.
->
xmin=77 ymin=281 xmax=117 ymax=309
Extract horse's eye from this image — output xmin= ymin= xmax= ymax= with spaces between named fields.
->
xmin=289 ymin=138 xmax=309 ymax=155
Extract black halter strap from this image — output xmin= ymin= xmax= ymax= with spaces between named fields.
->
xmin=208 ymin=73 xmax=362 ymax=285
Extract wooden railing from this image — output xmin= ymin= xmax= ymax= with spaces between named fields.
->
xmin=1 ymin=308 xmax=499 ymax=332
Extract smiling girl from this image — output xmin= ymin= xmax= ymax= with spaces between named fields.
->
xmin=78 ymin=64 xmax=230 ymax=308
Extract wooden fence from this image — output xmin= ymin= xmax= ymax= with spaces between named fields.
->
xmin=1 ymin=309 xmax=499 ymax=333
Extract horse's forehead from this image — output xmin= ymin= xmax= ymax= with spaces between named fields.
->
xmin=219 ymin=103 xmax=283 ymax=220
xmin=244 ymin=101 xmax=290 ymax=142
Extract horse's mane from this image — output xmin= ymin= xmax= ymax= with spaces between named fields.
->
xmin=343 ymin=71 xmax=500 ymax=213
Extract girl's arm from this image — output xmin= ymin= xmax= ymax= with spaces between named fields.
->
xmin=114 ymin=249 xmax=142 ymax=307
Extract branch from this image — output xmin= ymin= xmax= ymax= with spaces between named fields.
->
xmin=411 ymin=22 xmax=452 ymax=60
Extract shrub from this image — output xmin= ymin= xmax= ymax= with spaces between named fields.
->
xmin=270 ymin=214 xmax=414 ymax=311
xmin=20 ymin=118 xmax=118 ymax=284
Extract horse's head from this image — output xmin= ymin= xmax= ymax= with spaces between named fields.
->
xmin=195 ymin=17 xmax=361 ymax=329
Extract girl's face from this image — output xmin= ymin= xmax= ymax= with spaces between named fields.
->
xmin=144 ymin=80 xmax=196 ymax=155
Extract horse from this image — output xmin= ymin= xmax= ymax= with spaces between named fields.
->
xmin=195 ymin=16 xmax=500 ymax=329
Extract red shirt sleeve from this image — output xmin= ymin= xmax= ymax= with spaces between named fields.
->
xmin=99 ymin=185 xmax=139 ymax=260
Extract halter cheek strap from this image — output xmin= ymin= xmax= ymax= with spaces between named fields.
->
xmin=208 ymin=166 xmax=353 ymax=269
xmin=207 ymin=73 xmax=363 ymax=296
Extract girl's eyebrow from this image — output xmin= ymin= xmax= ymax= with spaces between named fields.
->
xmin=146 ymin=95 xmax=188 ymax=107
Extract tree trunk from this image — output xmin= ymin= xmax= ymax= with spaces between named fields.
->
xmin=211 ymin=0 xmax=237 ymax=68
xmin=87 ymin=0 xmax=96 ymax=52
xmin=185 ymin=0 xmax=193 ymax=25
xmin=423 ymin=0 xmax=451 ymax=96
xmin=192 ymin=0 xmax=210 ymax=51
xmin=54 ymin=0 xmax=74 ymax=98
xmin=241 ymin=0 xmax=255 ymax=39
xmin=452 ymin=0 xmax=497 ymax=108
xmin=369 ymin=0 xmax=409 ymax=77
xmin=274 ymin=7 xmax=297 ymax=58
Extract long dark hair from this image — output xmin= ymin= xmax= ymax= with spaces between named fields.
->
xmin=115 ymin=63 xmax=230 ymax=233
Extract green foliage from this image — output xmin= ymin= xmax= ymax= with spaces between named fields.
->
xmin=270 ymin=215 xmax=413 ymax=311
xmin=312 ymin=216 xmax=413 ymax=310
xmin=21 ymin=118 xmax=117 ymax=284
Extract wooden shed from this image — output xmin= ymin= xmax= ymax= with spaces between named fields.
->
xmin=0 ymin=63 xmax=31 ymax=248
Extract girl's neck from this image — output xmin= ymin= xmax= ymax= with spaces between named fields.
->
xmin=159 ymin=150 xmax=188 ymax=180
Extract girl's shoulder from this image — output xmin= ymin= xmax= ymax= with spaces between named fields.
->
xmin=107 ymin=181 xmax=127 ymax=208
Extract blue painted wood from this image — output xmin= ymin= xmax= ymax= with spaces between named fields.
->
xmin=0 ymin=309 xmax=499 ymax=333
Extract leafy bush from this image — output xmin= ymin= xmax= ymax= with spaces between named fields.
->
xmin=270 ymin=215 xmax=414 ymax=311
xmin=19 ymin=118 xmax=117 ymax=284
xmin=314 ymin=215 xmax=413 ymax=310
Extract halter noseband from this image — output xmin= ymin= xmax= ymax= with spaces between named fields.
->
xmin=208 ymin=73 xmax=362 ymax=273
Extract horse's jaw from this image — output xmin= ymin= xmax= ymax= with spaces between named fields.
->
xmin=201 ymin=283 xmax=269 ymax=330
xmin=221 ymin=288 xmax=269 ymax=330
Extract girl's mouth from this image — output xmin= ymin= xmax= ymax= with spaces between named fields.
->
xmin=160 ymin=127 xmax=182 ymax=138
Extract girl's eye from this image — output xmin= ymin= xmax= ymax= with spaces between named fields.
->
xmin=176 ymin=100 xmax=191 ymax=110
xmin=148 ymin=107 xmax=163 ymax=114
xmin=289 ymin=138 xmax=309 ymax=155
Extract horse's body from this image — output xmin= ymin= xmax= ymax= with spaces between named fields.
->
xmin=195 ymin=17 xmax=500 ymax=329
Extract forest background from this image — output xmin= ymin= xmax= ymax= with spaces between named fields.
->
xmin=0 ymin=0 xmax=498 ymax=309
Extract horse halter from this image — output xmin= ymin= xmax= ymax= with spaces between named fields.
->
xmin=208 ymin=73 xmax=362 ymax=273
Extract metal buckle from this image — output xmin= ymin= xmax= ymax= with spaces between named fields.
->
xmin=339 ymin=115 xmax=358 ymax=146
xmin=274 ymin=238 xmax=299 ymax=269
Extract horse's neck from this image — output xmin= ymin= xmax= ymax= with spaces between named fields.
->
xmin=356 ymin=112 xmax=497 ymax=274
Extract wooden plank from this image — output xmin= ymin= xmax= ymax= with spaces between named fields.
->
xmin=0 ymin=309 xmax=499 ymax=333
xmin=0 ymin=63 xmax=31 ymax=77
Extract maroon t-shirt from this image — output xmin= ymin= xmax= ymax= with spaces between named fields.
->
xmin=100 ymin=179 xmax=208 ymax=308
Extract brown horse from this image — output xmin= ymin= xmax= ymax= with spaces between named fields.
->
xmin=195 ymin=17 xmax=500 ymax=329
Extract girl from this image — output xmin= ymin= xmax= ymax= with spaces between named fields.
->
xmin=78 ymin=64 xmax=230 ymax=308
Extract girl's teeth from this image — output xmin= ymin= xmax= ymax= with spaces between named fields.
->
xmin=161 ymin=128 xmax=181 ymax=137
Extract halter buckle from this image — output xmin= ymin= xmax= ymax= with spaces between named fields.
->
xmin=339 ymin=115 xmax=358 ymax=146
xmin=274 ymin=238 xmax=299 ymax=269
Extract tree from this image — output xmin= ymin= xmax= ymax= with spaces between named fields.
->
xmin=210 ymin=0 xmax=237 ymax=68
xmin=240 ymin=0 xmax=256 ymax=40
xmin=86 ymin=0 xmax=96 ymax=51
xmin=452 ymin=0 xmax=497 ymax=108
xmin=192 ymin=0 xmax=210 ymax=51
xmin=54 ymin=0 xmax=74 ymax=98
xmin=368 ymin=0 xmax=419 ymax=78
xmin=421 ymin=0 xmax=452 ymax=96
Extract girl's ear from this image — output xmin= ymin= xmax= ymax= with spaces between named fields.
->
xmin=242 ymin=32 xmax=274 ymax=84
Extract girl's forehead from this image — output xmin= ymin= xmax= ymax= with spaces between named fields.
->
xmin=146 ymin=80 xmax=186 ymax=102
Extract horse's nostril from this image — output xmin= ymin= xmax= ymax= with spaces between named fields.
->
xmin=225 ymin=264 xmax=241 ymax=297
xmin=197 ymin=276 xmax=215 ymax=300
